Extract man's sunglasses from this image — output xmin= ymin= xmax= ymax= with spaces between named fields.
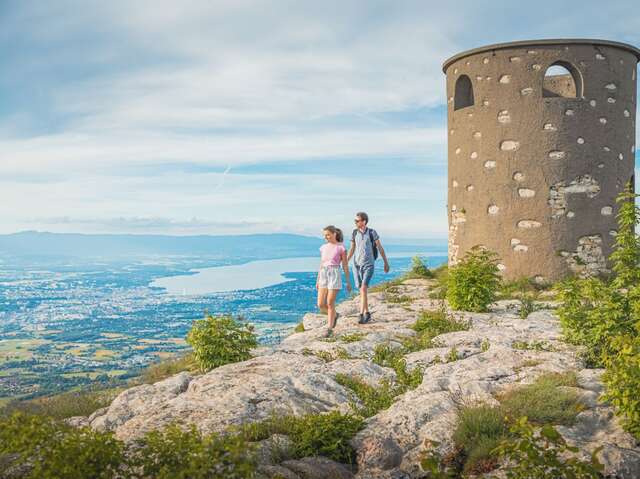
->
xmin=354 ymin=218 xmax=363 ymax=223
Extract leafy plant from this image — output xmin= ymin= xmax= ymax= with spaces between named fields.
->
xmin=372 ymin=344 xmax=423 ymax=390
xmin=339 ymin=332 xmax=365 ymax=343
xmin=602 ymin=332 xmax=640 ymax=439
xmin=0 ymin=412 xmax=125 ymax=478
xmin=497 ymin=372 xmax=582 ymax=426
xmin=186 ymin=314 xmax=257 ymax=372
xmin=407 ymin=255 xmax=433 ymax=279
xmin=402 ymin=307 xmax=470 ymax=351
xmin=132 ymin=423 xmax=255 ymax=479
xmin=142 ymin=353 xmax=197 ymax=383
xmin=480 ymin=338 xmax=490 ymax=352
xmin=447 ymin=246 xmax=501 ymax=312
xmin=519 ymin=293 xmax=539 ymax=319
xmin=446 ymin=347 xmax=459 ymax=363
xmin=452 ymin=405 xmax=508 ymax=474
xmin=240 ymin=411 xmax=363 ymax=465
xmin=293 ymin=322 xmax=305 ymax=333
xmin=493 ymin=417 xmax=603 ymax=478
xmin=335 ymin=374 xmax=399 ymax=417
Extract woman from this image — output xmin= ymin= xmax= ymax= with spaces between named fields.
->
xmin=316 ymin=226 xmax=352 ymax=337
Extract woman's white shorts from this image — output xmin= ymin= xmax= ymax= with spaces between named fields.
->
xmin=318 ymin=265 xmax=342 ymax=290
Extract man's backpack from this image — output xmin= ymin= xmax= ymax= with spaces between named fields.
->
xmin=351 ymin=229 xmax=378 ymax=261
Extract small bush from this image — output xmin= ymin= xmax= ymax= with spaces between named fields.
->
xmin=335 ymin=374 xmax=398 ymax=417
xmin=446 ymin=347 xmax=459 ymax=363
xmin=493 ymin=417 xmax=603 ymax=478
xmin=452 ymin=405 xmax=507 ymax=474
xmin=293 ymin=322 xmax=305 ymax=333
xmin=1 ymin=387 xmax=121 ymax=420
xmin=186 ymin=314 xmax=257 ymax=372
xmin=339 ymin=332 xmax=365 ymax=343
xmin=0 ymin=412 xmax=125 ymax=478
xmin=142 ymin=353 xmax=196 ymax=383
xmin=239 ymin=411 xmax=363 ymax=465
xmin=497 ymin=373 xmax=582 ymax=426
xmin=602 ymin=333 xmax=640 ymax=439
xmin=447 ymin=246 xmax=501 ymax=312
xmin=407 ymin=256 xmax=433 ymax=279
xmin=132 ymin=423 xmax=255 ymax=479
xmin=556 ymin=278 xmax=633 ymax=367
xmin=403 ymin=308 xmax=470 ymax=351
xmin=372 ymin=344 xmax=423 ymax=390
xmin=480 ymin=338 xmax=490 ymax=352
xmin=519 ymin=294 xmax=539 ymax=319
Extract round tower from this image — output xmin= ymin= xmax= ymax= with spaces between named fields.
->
xmin=442 ymin=39 xmax=640 ymax=282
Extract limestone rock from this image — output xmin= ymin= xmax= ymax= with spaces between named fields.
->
xmin=280 ymin=457 xmax=354 ymax=479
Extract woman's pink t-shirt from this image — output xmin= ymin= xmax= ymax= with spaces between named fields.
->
xmin=320 ymin=243 xmax=346 ymax=267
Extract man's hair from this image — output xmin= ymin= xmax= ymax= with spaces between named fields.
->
xmin=356 ymin=212 xmax=369 ymax=224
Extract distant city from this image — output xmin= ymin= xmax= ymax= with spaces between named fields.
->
xmin=0 ymin=232 xmax=446 ymax=401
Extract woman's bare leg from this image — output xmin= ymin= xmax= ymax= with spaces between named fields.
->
xmin=317 ymin=288 xmax=328 ymax=314
xmin=327 ymin=289 xmax=339 ymax=328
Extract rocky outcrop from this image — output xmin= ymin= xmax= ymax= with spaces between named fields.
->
xmin=84 ymin=278 xmax=640 ymax=478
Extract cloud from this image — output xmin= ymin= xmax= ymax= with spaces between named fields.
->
xmin=0 ymin=1 xmax=638 ymax=237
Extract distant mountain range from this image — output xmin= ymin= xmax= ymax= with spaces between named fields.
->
xmin=0 ymin=231 xmax=446 ymax=260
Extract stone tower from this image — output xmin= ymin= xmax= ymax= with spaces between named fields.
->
xmin=442 ymin=39 xmax=640 ymax=282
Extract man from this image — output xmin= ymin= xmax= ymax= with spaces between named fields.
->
xmin=347 ymin=212 xmax=390 ymax=324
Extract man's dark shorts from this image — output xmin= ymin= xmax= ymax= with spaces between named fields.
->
xmin=354 ymin=263 xmax=374 ymax=288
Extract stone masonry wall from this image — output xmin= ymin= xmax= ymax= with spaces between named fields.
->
xmin=444 ymin=40 xmax=639 ymax=281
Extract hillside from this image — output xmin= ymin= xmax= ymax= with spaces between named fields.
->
xmin=66 ymin=278 xmax=640 ymax=478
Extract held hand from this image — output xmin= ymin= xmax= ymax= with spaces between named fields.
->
xmin=346 ymin=283 xmax=352 ymax=293
xmin=315 ymin=281 xmax=319 ymax=290
xmin=384 ymin=262 xmax=390 ymax=273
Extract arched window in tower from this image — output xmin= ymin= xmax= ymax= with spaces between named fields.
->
xmin=454 ymin=75 xmax=474 ymax=110
xmin=543 ymin=62 xmax=583 ymax=98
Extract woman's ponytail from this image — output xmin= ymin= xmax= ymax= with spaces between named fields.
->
xmin=323 ymin=225 xmax=344 ymax=243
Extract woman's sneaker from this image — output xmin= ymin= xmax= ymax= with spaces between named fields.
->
xmin=358 ymin=313 xmax=365 ymax=324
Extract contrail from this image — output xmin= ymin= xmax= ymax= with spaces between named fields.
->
xmin=215 ymin=164 xmax=232 ymax=190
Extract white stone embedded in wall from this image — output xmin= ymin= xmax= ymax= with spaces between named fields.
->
xmin=500 ymin=140 xmax=520 ymax=151
xmin=565 ymin=109 xmax=575 ymax=116
xmin=513 ymin=172 xmax=525 ymax=182
xmin=499 ymin=75 xmax=511 ymax=84
xmin=596 ymin=53 xmax=606 ymax=60
xmin=466 ymin=185 xmax=474 ymax=192
xmin=607 ymin=97 xmax=616 ymax=103
xmin=509 ymin=56 xmax=521 ymax=63
xmin=470 ymin=152 xmax=478 ymax=159
xmin=473 ymin=131 xmax=482 ymax=139
xmin=624 ymin=110 xmax=630 ymax=117
xmin=577 ymin=137 xmax=585 ymax=144
xmin=517 ymin=220 xmax=542 ymax=228
xmin=488 ymin=205 xmax=500 ymax=215
xmin=599 ymin=117 xmax=608 ymax=124
xmin=484 ymin=160 xmax=497 ymax=169
xmin=455 ymin=147 xmax=461 ymax=155
xmin=543 ymin=123 xmax=556 ymax=131
xmin=548 ymin=150 xmax=566 ymax=160
xmin=605 ymin=83 xmax=617 ymax=90
xmin=498 ymin=111 xmax=511 ymax=123
xmin=520 ymin=87 xmax=533 ymax=96
xmin=590 ymin=100 xmax=597 ymax=107
xmin=518 ymin=188 xmax=535 ymax=198
xmin=452 ymin=180 xmax=459 ymax=187
xmin=514 ymin=244 xmax=529 ymax=252
xmin=567 ymin=211 xmax=575 ymax=218
xmin=601 ymin=206 xmax=613 ymax=216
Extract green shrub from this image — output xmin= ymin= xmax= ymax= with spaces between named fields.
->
xmin=406 ymin=308 xmax=470 ymax=351
xmin=239 ymin=411 xmax=363 ymax=465
xmin=293 ymin=322 xmax=305 ymax=333
xmin=602 ymin=333 xmax=640 ymax=439
xmin=0 ymin=412 xmax=125 ymax=478
xmin=142 ymin=353 xmax=196 ymax=383
xmin=339 ymin=332 xmax=365 ymax=343
xmin=186 ymin=314 xmax=257 ymax=372
xmin=407 ymin=255 xmax=433 ymax=279
xmin=447 ymin=246 xmax=501 ymax=312
xmin=497 ymin=373 xmax=582 ymax=426
xmin=132 ymin=423 xmax=255 ymax=479
xmin=519 ymin=294 xmax=539 ymax=319
xmin=372 ymin=344 xmax=423 ymax=390
xmin=1 ymin=386 xmax=121 ymax=420
xmin=335 ymin=374 xmax=398 ymax=417
xmin=480 ymin=338 xmax=490 ymax=352
xmin=493 ymin=417 xmax=603 ymax=478
xmin=556 ymin=278 xmax=633 ymax=367
xmin=452 ymin=405 xmax=507 ymax=474
xmin=446 ymin=347 xmax=459 ymax=363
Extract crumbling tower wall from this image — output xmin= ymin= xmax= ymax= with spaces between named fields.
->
xmin=443 ymin=39 xmax=640 ymax=281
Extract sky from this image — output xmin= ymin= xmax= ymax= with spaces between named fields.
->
xmin=1 ymin=1 xmax=639 ymax=239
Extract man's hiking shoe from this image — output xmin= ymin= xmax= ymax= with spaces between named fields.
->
xmin=358 ymin=313 xmax=365 ymax=324
xmin=335 ymin=312 xmax=340 ymax=323
xmin=325 ymin=328 xmax=334 ymax=338
xmin=364 ymin=312 xmax=372 ymax=323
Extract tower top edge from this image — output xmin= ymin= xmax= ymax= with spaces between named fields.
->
xmin=442 ymin=39 xmax=640 ymax=73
